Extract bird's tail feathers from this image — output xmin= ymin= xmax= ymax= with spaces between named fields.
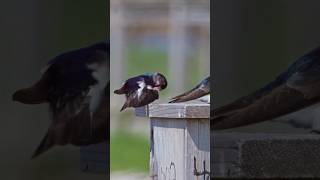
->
xmin=12 ymin=88 xmax=46 ymax=104
xmin=120 ymin=103 xmax=128 ymax=111
xmin=31 ymin=132 xmax=54 ymax=159
xmin=114 ymin=89 xmax=124 ymax=94
xmin=12 ymin=77 xmax=48 ymax=104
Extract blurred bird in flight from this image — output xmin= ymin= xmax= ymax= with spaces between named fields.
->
xmin=13 ymin=41 xmax=109 ymax=159
xmin=212 ymin=46 xmax=320 ymax=131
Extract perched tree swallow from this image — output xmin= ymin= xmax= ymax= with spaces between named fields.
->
xmin=12 ymin=41 xmax=109 ymax=159
xmin=114 ymin=73 xmax=167 ymax=111
xmin=169 ymin=76 xmax=210 ymax=103
xmin=212 ymin=46 xmax=320 ymax=130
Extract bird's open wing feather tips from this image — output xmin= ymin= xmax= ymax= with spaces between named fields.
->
xmin=212 ymin=48 xmax=320 ymax=130
xmin=114 ymin=76 xmax=142 ymax=94
xmin=212 ymin=84 xmax=320 ymax=130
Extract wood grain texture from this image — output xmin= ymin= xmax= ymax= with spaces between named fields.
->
xmin=152 ymin=118 xmax=186 ymax=179
xmin=185 ymin=119 xmax=210 ymax=179
xmin=135 ymin=102 xmax=210 ymax=119
xmin=135 ymin=105 xmax=149 ymax=117
xmin=151 ymin=118 xmax=210 ymax=180
xmin=137 ymin=102 xmax=210 ymax=179
xmin=211 ymin=132 xmax=320 ymax=178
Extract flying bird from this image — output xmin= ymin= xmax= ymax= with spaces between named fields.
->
xmin=114 ymin=73 xmax=167 ymax=111
xmin=212 ymin=46 xmax=320 ymax=130
xmin=169 ymin=76 xmax=210 ymax=103
xmin=12 ymin=41 xmax=110 ymax=159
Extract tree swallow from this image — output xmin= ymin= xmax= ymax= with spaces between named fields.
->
xmin=212 ymin=46 xmax=320 ymax=130
xmin=169 ymin=76 xmax=210 ymax=103
xmin=12 ymin=41 xmax=109 ymax=159
xmin=114 ymin=73 xmax=167 ymax=111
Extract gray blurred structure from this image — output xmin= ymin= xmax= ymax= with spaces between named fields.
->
xmin=211 ymin=132 xmax=320 ymax=178
xmin=80 ymin=143 xmax=109 ymax=173
xmin=110 ymin=0 xmax=210 ymax=96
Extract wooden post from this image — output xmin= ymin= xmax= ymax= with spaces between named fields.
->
xmin=80 ymin=142 xmax=109 ymax=173
xmin=211 ymin=132 xmax=320 ymax=178
xmin=136 ymin=102 xmax=210 ymax=180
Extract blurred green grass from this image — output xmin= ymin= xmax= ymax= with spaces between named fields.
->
xmin=110 ymin=131 xmax=149 ymax=172
xmin=125 ymin=46 xmax=168 ymax=77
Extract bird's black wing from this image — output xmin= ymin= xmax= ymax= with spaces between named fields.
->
xmin=212 ymin=48 xmax=320 ymax=130
xmin=212 ymin=84 xmax=320 ymax=130
xmin=114 ymin=76 xmax=146 ymax=94
xmin=31 ymin=42 xmax=109 ymax=158
xmin=120 ymin=88 xmax=159 ymax=111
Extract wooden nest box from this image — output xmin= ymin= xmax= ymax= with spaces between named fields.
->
xmin=80 ymin=142 xmax=109 ymax=174
xmin=135 ymin=102 xmax=210 ymax=180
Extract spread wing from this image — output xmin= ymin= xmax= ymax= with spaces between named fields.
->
xmin=45 ymin=51 xmax=100 ymax=119
xmin=26 ymin=42 xmax=109 ymax=158
xmin=212 ymin=84 xmax=320 ymax=130
xmin=212 ymin=52 xmax=320 ymax=130
xmin=114 ymin=76 xmax=143 ymax=95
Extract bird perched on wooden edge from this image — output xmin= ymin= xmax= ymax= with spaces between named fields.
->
xmin=114 ymin=72 xmax=167 ymax=111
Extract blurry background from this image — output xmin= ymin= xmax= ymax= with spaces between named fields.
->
xmin=213 ymin=0 xmax=320 ymax=133
xmin=110 ymin=0 xmax=210 ymax=177
xmin=1 ymin=0 xmax=107 ymax=179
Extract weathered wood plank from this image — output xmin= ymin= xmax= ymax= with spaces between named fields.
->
xmin=211 ymin=132 xmax=320 ymax=178
xmin=150 ymin=119 xmax=159 ymax=180
xmin=80 ymin=142 xmax=109 ymax=173
xmin=186 ymin=119 xmax=210 ymax=179
xmin=136 ymin=103 xmax=210 ymax=179
xmin=81 ymin=161 xmax=109 ymax=174
xmin=135 ymin=105 xmax=149 ymax=117
xmin=152 ymin=118 xmax=186 ymax=180
xmin=135 ymin=102 xmax=210 ymax=119
xmin=211 ymin=148 xmax=239 ymax=163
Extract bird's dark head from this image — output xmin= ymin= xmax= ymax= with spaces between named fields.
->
xmin=152 ymin=73 xmax=167 ymax=91
xmin=202 ymin=76 xmax=210 ymax=86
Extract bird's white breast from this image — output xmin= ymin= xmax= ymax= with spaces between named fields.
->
xmin=87 ymin=62 xmax=109 ymax=114
xmin=137 ymin=80 xmax=146 ymax=100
